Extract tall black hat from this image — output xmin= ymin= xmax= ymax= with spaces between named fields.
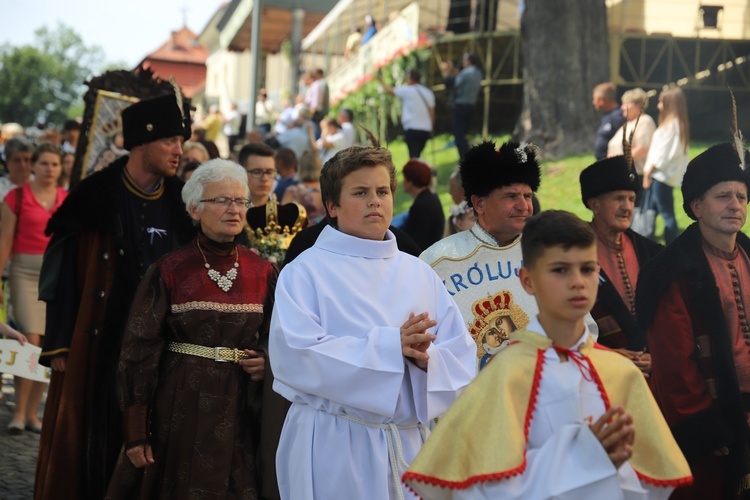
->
xmin=681 ymin=142 xmax=750 ymax=219
xmin=121 ymin=91 xmax=191 ymax=150
xmin=459 ymin=141 xmax=541 ymax=207
xmin=579 ymin=155 xmax=640 ymax=208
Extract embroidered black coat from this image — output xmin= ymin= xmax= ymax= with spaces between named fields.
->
xmin=35 ymin=156 xmax=195 ymax=500
xmin=636 ymin=223 xmax=750 ymax=498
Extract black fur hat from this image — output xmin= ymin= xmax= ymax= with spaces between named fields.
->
xmin=681 ymin=142 xmax=750 ymax=220
xmin=121 ymin=93 xmax=191 ymax=150
xmin=579 ymin=155 xmax=640 ymax=208
xmin=459 ymin=141 xmax=541 ymax=207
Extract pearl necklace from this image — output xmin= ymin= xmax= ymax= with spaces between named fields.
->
xmin=197 ymin=239 xmax=239 ymax=293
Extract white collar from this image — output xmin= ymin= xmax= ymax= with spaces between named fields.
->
xmin=316 ymin=224 xmax=398 ymax=259
xmin=526 ymin=316 xmax=590 ymax=362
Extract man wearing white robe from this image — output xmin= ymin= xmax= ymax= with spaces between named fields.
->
xmin=269 ymin=146 xmax=475 ymax=500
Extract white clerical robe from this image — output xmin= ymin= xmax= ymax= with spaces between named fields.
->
xmin=270 ymin=226 xmax=476 ymax=500
xmin=448 ymin=318 xmax=672 ymax=500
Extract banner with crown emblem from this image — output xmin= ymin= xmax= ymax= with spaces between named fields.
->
xmin=430 ymin=242 xmax=540 ymax=371
xmin=81 ymin=90 xmax=138 ymax=180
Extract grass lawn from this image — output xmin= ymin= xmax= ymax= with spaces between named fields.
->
xmin=386 ymin=133 xmax=749 ymax=241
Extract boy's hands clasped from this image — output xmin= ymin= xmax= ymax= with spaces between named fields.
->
xmin=590 ymin=406 xmax=635 ymax=470
xmin=401 ymin=312 xmax=437 ymax=371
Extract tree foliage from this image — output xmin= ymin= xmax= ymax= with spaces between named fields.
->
xmin=0 ymin=23 xmax=107 ymax=126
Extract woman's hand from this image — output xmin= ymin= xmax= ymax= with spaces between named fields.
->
xmin=400 ymin=312 xmax=437 ymax=371
xmin=590 ymin=406 xmax=635 ymax=470
xmin=240 ymin=350 xmax=265 ymax=381
xmin=0 ymin=322 xmax=26 ymax=345
xmin=126 ymin=443 xmax=155 ymax=468
xmin=642 ymin=165 xmax=654 ymax=189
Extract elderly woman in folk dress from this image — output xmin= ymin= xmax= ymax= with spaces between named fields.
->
xmin=106 ymin=159 xmax=277 ymax=499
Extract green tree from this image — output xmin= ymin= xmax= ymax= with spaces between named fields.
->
xmin=0 ymin=23 xmax=107 ymax=125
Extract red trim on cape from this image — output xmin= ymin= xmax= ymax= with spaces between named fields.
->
xmin=404 ymin=345 xmax=691 ymax=494
xmin=402 ymin=350 xmax=546 ymax=492
xmin=587 ymin=351 xmax=693 ymax=489
xmin=635 ymin=471 xmax=694 ymax=488
xmin=587 ymin=355 xmax=612 ymax=411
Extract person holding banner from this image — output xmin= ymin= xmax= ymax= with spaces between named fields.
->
xmin=0 ymin=142 xmax=67 ymax=435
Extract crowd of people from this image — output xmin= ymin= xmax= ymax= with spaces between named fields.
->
xmin=0 ymin=64 xmax=748 ymax=500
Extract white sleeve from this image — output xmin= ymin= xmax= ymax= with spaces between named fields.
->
xmin=269 ymin=266 xmax=406 ymax=417
xmin=405 ymin=276 xmax=476 ymax=423
xmin=645 ymin=123 xmax=678 ymax=171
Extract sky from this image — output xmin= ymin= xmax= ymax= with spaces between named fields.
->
xmin=1 ymin=0 xmax=223 ymax=67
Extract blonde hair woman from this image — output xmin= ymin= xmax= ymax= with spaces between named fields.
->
xmin=642 ymin=87 xmax=690 ymax=243
xmin=607 ymin=88 xmax=657 ymax=175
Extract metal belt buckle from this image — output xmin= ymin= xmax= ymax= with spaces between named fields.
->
xmin=214 ymin=346 xmax=230 ymax=363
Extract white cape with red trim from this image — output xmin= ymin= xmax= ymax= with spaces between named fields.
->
xmin=403 ymin=321 xmax=692 ymax=499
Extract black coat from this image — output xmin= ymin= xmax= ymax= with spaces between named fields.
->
xmin=39 ymin=157 xmax=195 ymax=499
xmin=636 ymin=223 xmax=750 ymax=497
xmin=403 ymin=189 xmax=445 ymax=252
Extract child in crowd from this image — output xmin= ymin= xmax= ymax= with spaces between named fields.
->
xmin=269 ymin=146 xmax=475 ymax=499
xmin=404 ymin=210 xmax=692 ymax=499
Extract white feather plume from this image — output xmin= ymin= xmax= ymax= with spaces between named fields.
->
xmin=169 ymin=76 xmax=184 ymax=117
xmin=729 ymin=88 xmax=746 ymax=171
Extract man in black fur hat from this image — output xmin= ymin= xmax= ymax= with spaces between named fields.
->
xmin=35 ymin=91 xmax=196 ymax=500
xmin=637 ymin=141 xmax=750 ymax=499
xmin=421 ymin=141 xmax=597 ymax=372
xmin=579 ymin=155 xmax=662 ymax=369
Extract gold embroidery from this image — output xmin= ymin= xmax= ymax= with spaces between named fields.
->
xmin=171 ymin=301 xmax=263 ymax=314
xmin=469 ymin=290 xmax=530 ymax=358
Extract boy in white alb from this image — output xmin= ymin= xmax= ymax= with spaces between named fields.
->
xmin=404 ymin=211 xmax=692 ymax=499
xmin=269 ymin=146 xmax=475 ymax=500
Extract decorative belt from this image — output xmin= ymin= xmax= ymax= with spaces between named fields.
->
xmin=167 ymin=342 xmax=248 ymax=364
xmin=338 ymin=413 xmax=430 ymax=500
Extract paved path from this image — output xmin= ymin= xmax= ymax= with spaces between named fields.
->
xmin=0 ymin=373 xmax=43 ymax=500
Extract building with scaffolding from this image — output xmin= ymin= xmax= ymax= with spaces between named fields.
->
xmin=204 ymin=0 xmax=750 ymax=141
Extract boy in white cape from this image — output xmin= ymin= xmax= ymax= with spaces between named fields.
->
xmin=403 ymin=210 xmax=692 ymax=499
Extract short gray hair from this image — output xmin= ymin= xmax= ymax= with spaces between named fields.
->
xmin=4 ymin=136 xmax=33 ymax=162
xmin=181 ymin=158 xmax=249 ymax=213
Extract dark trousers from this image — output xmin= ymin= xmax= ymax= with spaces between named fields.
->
xmin=651 ymin=179 xmax=679 ymax=244
xmin=452 ymin=104 xmax=474 ymax=158
xmin=404 ymin=129 xmax=431 ymax=159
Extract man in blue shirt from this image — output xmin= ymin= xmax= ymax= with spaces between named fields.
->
xmin=592 ymin=82 xmax=626 ymax=160
xmin=441 ymin=53 xmax=483 ymax=159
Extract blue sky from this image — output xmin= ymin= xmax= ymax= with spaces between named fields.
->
xmin=1 ymin=0 xmax=222 ymax=67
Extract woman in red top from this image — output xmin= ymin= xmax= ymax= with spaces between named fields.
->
xmin=0 ymin=142 xmax=67 ymax=434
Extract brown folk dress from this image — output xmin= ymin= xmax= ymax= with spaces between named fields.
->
xmin=105 ymin=234 xmax=277 ymax=500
